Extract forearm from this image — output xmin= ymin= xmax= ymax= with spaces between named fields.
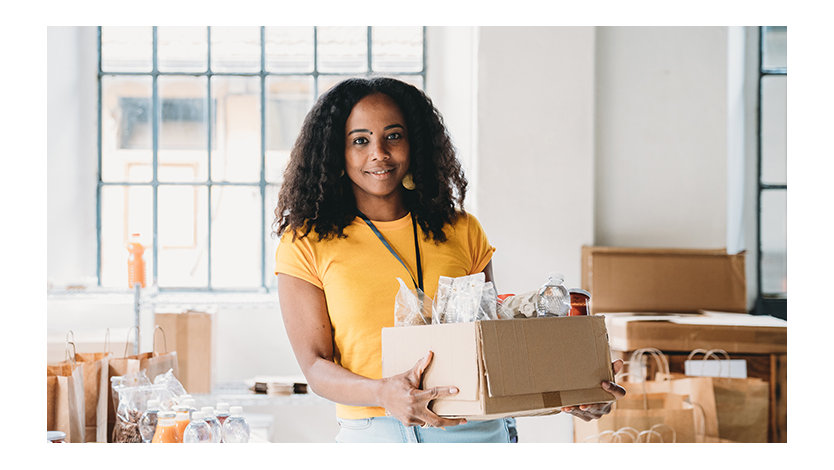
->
xmin=303 ymin=356 xmax=386 ymax=408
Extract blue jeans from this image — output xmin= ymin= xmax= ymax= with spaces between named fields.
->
xmin=335 ymin=416 xmax=517 ymax=443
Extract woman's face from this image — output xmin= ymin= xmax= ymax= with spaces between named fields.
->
xmin=344 ymin=93 xmax=411 ymax=209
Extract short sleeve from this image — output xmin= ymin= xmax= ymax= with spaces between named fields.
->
xmin=466 ymin=213 xmax=496 ymax=274
xmin=274 ymin=231 xmax=324 ymax=289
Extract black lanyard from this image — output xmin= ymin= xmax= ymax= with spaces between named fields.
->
xmin=358 ymin=211 xmax=423 ymax=291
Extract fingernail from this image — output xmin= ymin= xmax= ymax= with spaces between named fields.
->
xmin=450 ymin=387 xmax=459 ymax=394
xmin=602 ymin=381 xmax=612 ymax=390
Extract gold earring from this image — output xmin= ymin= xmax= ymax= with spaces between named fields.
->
xmin=339 ymin=169 xmax=345 ymax=177
xmin=402 ymin=172 xmax=415 ymax=190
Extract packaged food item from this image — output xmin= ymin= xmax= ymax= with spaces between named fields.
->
xmin=568 ymin=288 xmax=592 ymax=316
xmin=394 ymin=278 xmax=432 ymax=326
xmin=152 ymin=411 xmax=180 ymax=443
xmin=174 ymin=405 xmax=191 ymax=443
xmin=535 ymin=273 xmax=570 ymax=317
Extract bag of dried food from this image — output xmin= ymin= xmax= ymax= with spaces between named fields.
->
xmin=110 ymin=371 xmax=175 ymax=443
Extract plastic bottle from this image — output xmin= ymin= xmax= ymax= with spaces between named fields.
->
xmin=126 ymin=233 xmax=146 ymax=288
xmin=535 ymin=273 xmax=571 ymax=317
xmin=139 ymin=399 xmax=161 ymax=443
xmin=174 ymin=405 xmax=191 ymax=443
xmin=152 ymin=411 xmax=180 ymax=443
xmin=183 ymin=411 xmax=213 ymax=443
xmin=201 ymin=406 xmax=223 ymax=443
xmin=215 ymin=402 xmax=231 ymax=425
xmin=181 ymin=398 xmax=197 ymax=418
xmin=221 ymin=406 xmax=250 ymax=443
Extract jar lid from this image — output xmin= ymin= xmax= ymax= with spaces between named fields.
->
xmin=47 ymin=431 xmax=66 ymax=442
xmin=158 ymin=411 xmax=176 ymax=419
xmin=568 ymin=288 xmax=591 ymax=297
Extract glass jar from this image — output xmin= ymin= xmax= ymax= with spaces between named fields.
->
xmin=152 ymin=411 xmax=180 ymax=443
xmin=568 ymin=288 xmax=591 ymax=316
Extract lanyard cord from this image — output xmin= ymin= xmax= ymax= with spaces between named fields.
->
xmin=358 ymin=211 xmax=423 ymax=291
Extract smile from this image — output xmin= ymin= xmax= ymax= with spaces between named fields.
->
xmin=366 ymin=168 xmax=395 ymax=176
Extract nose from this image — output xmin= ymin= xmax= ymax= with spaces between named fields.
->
xmin=369 ymin=139 xmax=390 ymax=161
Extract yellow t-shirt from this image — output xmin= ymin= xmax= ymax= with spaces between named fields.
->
xmin=274 ymin=211 xmax=495 ymax=419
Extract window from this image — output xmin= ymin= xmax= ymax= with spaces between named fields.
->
xmin=97 ymin=26 xmax=426 ymax=292
xmin=755 ymin=26 xmax=787 ymax=319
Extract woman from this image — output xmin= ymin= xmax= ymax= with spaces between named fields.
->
xmin=273 ymin=77 xmax=624 ymax=443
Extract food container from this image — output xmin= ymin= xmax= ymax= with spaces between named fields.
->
xmin=568 ymin=288 xmax=591 ymax=316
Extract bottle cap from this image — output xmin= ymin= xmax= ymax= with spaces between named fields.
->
xmin=216 ymin=402 xmax=230 ymax=413
xmin=158 ymin=411 xmax=176 ymax=419
xmin=190 ymin=411 xmax=204 ymax=421
xmin=181 ymin=398 xmax=197 ymax=409
xmin=201 ymin=406 xmax=215 ymax=416
xmin=230 ymin=406 xmax=244 ymax=417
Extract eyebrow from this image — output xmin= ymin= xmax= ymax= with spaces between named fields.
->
xmin=347 ymin=124 xmax=405 ymax=135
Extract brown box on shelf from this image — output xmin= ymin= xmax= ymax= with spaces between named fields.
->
xmin=154 ymin=310 xmax=213 ymax=394
xmin=581 ymin=246 xmax=747 ymax=315
xmin=381 ymin=316 xmax=615 ymax=419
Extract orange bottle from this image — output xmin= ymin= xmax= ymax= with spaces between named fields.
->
xmin=152 ymin=411 xmax=180 ymax=443
xmin=127 ymin=233 xmax=146 ymax=288
xmin=174 ymin=406 xmax=191 ymax=443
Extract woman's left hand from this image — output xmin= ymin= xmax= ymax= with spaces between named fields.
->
xmin=560 ymin=359 xmax=626 ymax=422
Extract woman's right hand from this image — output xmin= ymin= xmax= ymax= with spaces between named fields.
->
xmin=378 ymin=351 xmax=468 ymax=429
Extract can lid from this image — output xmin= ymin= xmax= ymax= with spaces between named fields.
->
xmin=568 ymin=288 xmax=591 ymax=297
xmin=47 ymin=431 xmax=66 ymax=441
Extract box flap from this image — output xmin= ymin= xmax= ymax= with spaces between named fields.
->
xmin=381 ymin=322 xmax=481 ymax=402
xmin=479 ymin=316 xmax=612 ymax=398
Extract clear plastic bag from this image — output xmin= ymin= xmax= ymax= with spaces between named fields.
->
xmin=394 ymin=278 xmax=432 ymax=326
xmin=111 ymin=369 xmax=181 ymax=442
xmin=152 ymin=368 xmax=187 ymax=411
xmin=496 ymin=290 xmax=539 ymax=319
xmin=431 ymin=273 xmax=502 ymax=324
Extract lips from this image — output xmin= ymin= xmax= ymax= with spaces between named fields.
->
xmin=364 ymin=167 xmax=396 ymax=177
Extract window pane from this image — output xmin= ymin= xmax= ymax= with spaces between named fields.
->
xmin=265 ymin=27 xmax=314 ymax=73
xmin=317 ymin=27 xmax=368 ymax=73
xmin=101 ymin=27 xmax=152 ymax=72
xmin=264 ymin=184 xmax=280 ymax=290
xmin=158 ymin=186 xmax=208 ymax=287
xmin=158 ymin=76 xmax=209 ymax=182
xmin=265 ymin=76 xmax=314 ymax=183
xmin=210 ymin=27 xmax=261 ymax=73
xmin=761 ymin=190 xmax=786 ymax=296
xmin=211 ymin=186 xmax=262 ymax=288
xmin=101 ymin=76 xmax=153 ymax=182
xmin=211 ymin=76 xmax=261 ymax=182
xmin=372 ymin=27 xmax=423 ymax=73
xmin=761 ymin=75 xmax=786 ymax=185
xmin=100 ymin=186 xmax=153 ymax=288
xmin=158 ymin=26 xmax=208 ymax=73
xmin=762 ymin=26 xmax=786 ymax=71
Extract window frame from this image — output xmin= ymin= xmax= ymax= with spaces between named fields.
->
xmin=96 ymin=26 xmax=427 ymax=293
xmin=754 ymin=26 xmax=787 ymax=319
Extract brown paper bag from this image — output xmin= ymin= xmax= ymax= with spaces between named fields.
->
xmin=685 ymin=349 xmax=769 ymax=443
xmin=135 ymin=326 xmax=179 ymax=382
xmin=47 ymin=359 xmax=85 ymax=443
xmin=59 ymin=330 xmax=112 ymax=442
xmin=106 ymin=329 xmax=141 ymax=442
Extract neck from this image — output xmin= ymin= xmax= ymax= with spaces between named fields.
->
xmin=355 ymin=193 xmax=408 ymax=222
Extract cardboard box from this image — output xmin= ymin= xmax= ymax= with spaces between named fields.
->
xmin=603 ymin=312 xmax=787 ymax=354
xmin=581 ymin=246 xmax=747 ymax=315
xmin=381 ymin=316 xmax=616 ymax=419
xmin=154 ymin=310 xmax=213 ymax=394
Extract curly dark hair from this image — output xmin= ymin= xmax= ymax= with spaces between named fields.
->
xmin=273 ymin=76 xmax=468 ymax=243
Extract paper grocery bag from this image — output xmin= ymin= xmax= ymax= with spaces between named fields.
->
xmin=47 ymin=362 xmax=85 ymax=443
xmin=574 ymin=398 xmax=697 ymax=443
xmin=59 ymin=329 xmax=112 ymax=443
xmin=712 ymin=376 xmax=769 ymax=443
xmin=136 ymin=326 xmax=179 ymax=382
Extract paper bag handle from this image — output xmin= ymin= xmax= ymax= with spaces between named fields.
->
xmin=688 ymin=348 xmax=732 ymax=377
xmin=123 ymin=326 xmax=139 ymax=357
xmin=64 ymin=341 xmax=77 ymax=365
xmin=104 ymin=328 xmax=111 ymax=355
xmin=152 ymin=325 xmax=168 ymax=354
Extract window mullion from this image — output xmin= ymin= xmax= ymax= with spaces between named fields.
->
xmin=207 ymin=26 xmax=213 ymax=291
xmin=152 ymin=26 xmax=160 ymax=287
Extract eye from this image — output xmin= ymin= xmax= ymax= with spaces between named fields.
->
xmin=386 ymin=132 xmax=402 ymax=141
xmin=352 ymin=136 xmax=369 ymax=145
